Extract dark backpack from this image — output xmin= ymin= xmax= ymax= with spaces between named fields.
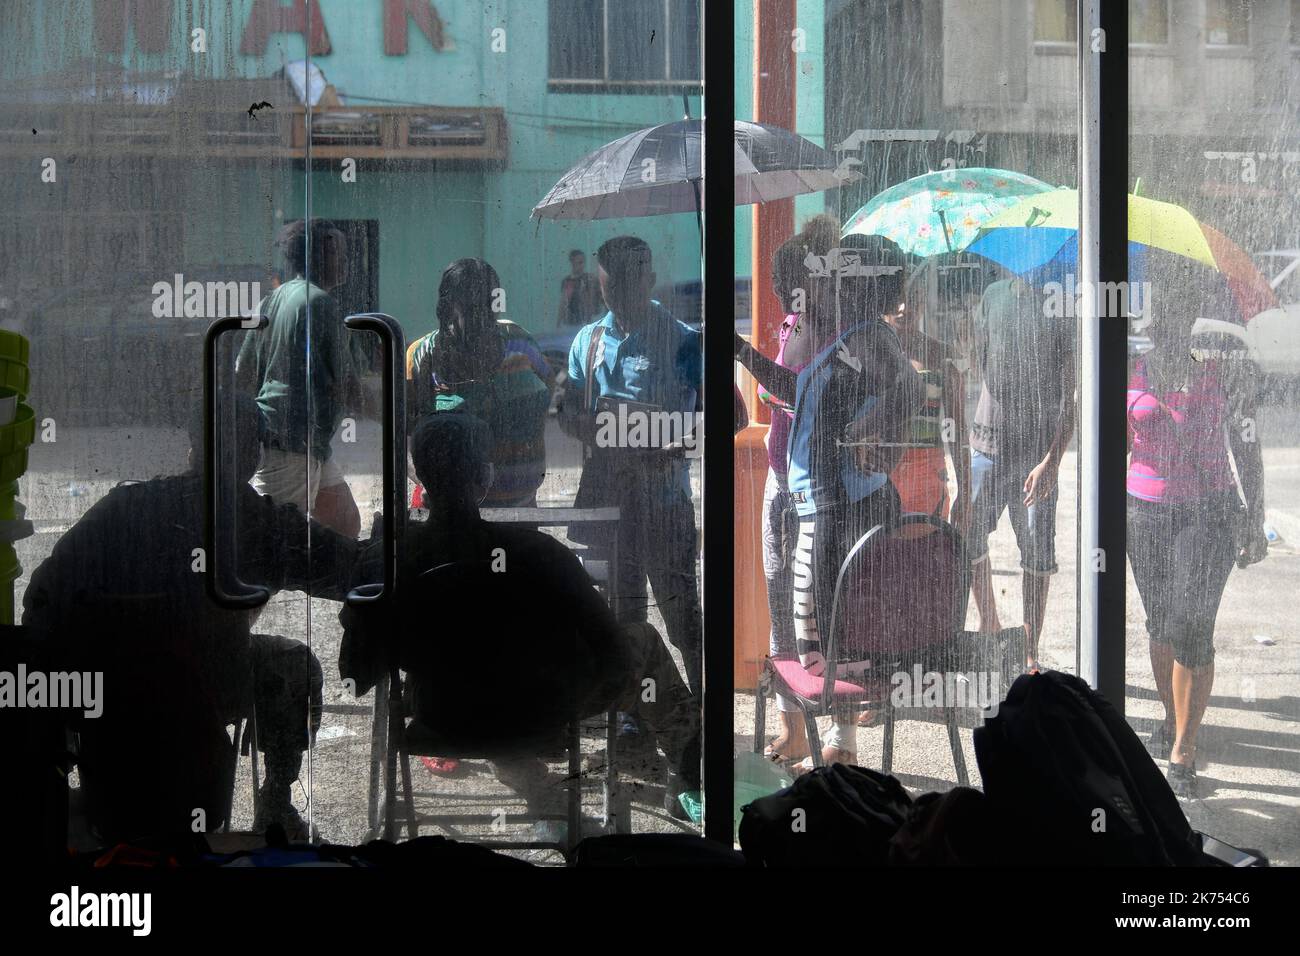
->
xmin=738 ymin=764 xmax=912 ymax=867
xmin=888 ymin=787 xmax=1006 ymax=866
xmin=973 ymin=670 xmax=1207 ymax=866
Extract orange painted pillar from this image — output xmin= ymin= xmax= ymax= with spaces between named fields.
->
xmin=735 ymin=0 xmax=797 ymax=690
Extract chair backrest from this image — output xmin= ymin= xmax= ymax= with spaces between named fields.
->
xmin=822 ymin=514 xmax=971 ymax=699
xmin=396 ymin=559 xmax=588 ymax=752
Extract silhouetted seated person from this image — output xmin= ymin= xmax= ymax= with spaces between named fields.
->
xmin=22 ymin=397 xmax=357 ymax=843
xmin=340 ymin=412 xmax=701 ymax=826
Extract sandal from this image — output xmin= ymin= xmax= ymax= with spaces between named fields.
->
xmin=1167 ymin=762 xmax=1198 ymax=799
xmin=764 ymin=737 xmax=810 ymax=765
xmin=856 ymin=709 xmax=882 ymax=727
xmin=1147 ymin=724 xmax=1174 ymax=761
xmin=420 ymin=756 xmax=461 ymax=776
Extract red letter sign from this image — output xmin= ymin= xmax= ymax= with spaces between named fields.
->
xmin=94 ymin=0 xmax=174 ymax=53
xmin=240 ymin=0 xmax=332 ymax=56
xmin=383 ymin=0 xmax=447 ymax=54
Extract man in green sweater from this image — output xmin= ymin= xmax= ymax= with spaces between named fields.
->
xmin=237 ymin=218 xmax=366 ymax=536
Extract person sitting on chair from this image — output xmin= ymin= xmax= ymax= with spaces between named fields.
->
xmin=22 ymin=397 xmax=358 ymax=842
xmin=340 ymin=412 xmax=702 ymax=825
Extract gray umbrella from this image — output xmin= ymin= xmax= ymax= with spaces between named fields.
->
xmin=531 ymin=119 xmax=852 ymax=221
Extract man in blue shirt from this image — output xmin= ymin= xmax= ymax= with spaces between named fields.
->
xmin=560 ymin=237 xmax=703 ymax=704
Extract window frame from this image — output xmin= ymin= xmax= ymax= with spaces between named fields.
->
xmin=1128 ymin=0 xmax=1172 ymax=50
xmin=1204 ymin=0 xmax=1252 ymax=50
xmin=547 ymin=0 xmax=703 ymax=94
xmin=1031 ymin=0 xmax=1172 ymax=54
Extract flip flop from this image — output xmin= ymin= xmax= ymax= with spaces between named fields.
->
xmin=763 ymin=740 xmax=808 ymax=767
xmin=790 ymin=755 xmax=817 ymax=777
xmin=420 ymin=756 xmax=460 ymax=775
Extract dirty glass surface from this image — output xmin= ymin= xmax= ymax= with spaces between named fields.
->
xmin=303 ymin=0 xmax=704 ymax=859
xmin=734 ymin=0 xmax=1079 ymax=833
xmin=1126 ymin=0 xmax=1300 ymax=865
xmin=1 ymin=0 xmax=311 ymax=845
xmin=2 ymin=0 xmax=704 ymax=862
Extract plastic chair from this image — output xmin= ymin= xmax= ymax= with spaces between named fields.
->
xmin=754 ymin=513 xmax=974 ymax=785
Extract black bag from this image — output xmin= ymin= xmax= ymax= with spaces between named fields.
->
xmin=973 ymin=670 xmax=1208 ymax=866
xmin=738 ymin=764 xmax=912 ymax=867
xmin=888 ymin=787 xmax=1006 ymax=866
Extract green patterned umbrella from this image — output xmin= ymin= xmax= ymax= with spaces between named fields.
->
xmin=842 ymin=167 xmax=1053 ymax=257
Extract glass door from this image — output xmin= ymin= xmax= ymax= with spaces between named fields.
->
xmin=302 ymin=0 xmax=706 ymax=858
xmin=1126 ymin=0 xmax=1300 ymax=867
xmin=735 ymin=0 xmax=1079 ymax=822
xmin=2 ymin=1 xmax=314 ymax=845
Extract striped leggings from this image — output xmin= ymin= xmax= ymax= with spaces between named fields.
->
xmin=789 ymin=485 xmax=901 ymax=757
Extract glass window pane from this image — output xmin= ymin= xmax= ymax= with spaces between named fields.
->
xmin=550 ymin=0 xmax=605 ymax=81
xmin=670 ymin=0 xmax=703 ymax=82
xmin=1034 ymin=0 xmax=1076 ymax=42
xmin=1131 ymin=0 xmax=1170 ymax=44
xmin=306 ymin=0 xmax=704 ymax=858
xmin=1207 ymin=0 xmax=1250 ymax=46
xmin=608 ymin=0 xmax=669 ymax=82
xmin=1130 ymin=0 xmax=1299 ymax=866
xmin=736 ymin=0 xmax=1078 ymax=843
xmin=2 ymin=1 xmax=308 ymax=844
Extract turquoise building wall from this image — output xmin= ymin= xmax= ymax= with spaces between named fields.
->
xmin=4 ymin=0 xmax=705 ymax=340
xmin=734 ymin=0 xmax=828 ymax=290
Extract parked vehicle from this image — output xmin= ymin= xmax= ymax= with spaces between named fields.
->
xmin=4 ymin=266 xmax=269 ymax=427
xmin=1244 ymin=250 xmax=1300 ymax=380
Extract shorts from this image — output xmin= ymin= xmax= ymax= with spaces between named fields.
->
xmin=252 ymin=447 xmax=347 ymax=513
xmin=1126 ymin=491 xmax=1240 ymax=669
xmin=967 ymin=449 xmax=1058 ymax=575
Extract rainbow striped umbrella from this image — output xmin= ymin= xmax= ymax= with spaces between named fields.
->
xmin=966 ymin=188 xmax=1276 ymax=320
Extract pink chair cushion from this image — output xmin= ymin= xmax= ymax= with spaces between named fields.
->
xmin=771 ymin=658 xmax=868 ymax=700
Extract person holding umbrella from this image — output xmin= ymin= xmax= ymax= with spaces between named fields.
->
xmin=1126 ymin=278 xmax=1268 ymax=798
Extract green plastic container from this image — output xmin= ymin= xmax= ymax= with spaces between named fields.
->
xmin=0 ymin=329 xmax=29 ymax=365
xmin=0 ymin=331 xmax=29 ymax=401
xmin=0 ymin=403 xmax=35 ymax=484
xmin=734 ymin=752 xmax=794 ymax=843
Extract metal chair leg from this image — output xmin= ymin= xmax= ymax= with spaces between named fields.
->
xmin=567 ymin=720 xmax=582 ymax=854
xmin=945 ymin=706 xmax=970 ymax=787
xmin=802 ymin=703 xmax=824 ymax=768
xmin=399 ymin=746 xmax=417 ymax=841
xmin=881 ymin=700 xmax=896 ymax=776
xmin=753 ymin=663 xmax=769 ymax=754
xmin=247 ymin=706 xmax=260 ymax=821
xmin=366 ymin=673 xmax=389 ymax=839
xmin=224 ymin=719 xmax=242 ymax=833
xmin=603 ymin=708 xmax=619 ymax=834
xmin=382 ymin=674 xmax=402 ymax=842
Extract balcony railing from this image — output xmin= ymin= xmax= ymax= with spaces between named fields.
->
xmin=0 ymin=104 xmax=507 ymax=163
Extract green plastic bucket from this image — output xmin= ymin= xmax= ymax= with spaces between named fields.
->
xmin=733 ymin=752 xmax=793 ymax=842
xmin=0 ymin=403 xmax=35 ymax=484
xmin=0 ymin=331 xmax=29 ymax=401
xmin=0 ymin=541 xmax=18 ymax=625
